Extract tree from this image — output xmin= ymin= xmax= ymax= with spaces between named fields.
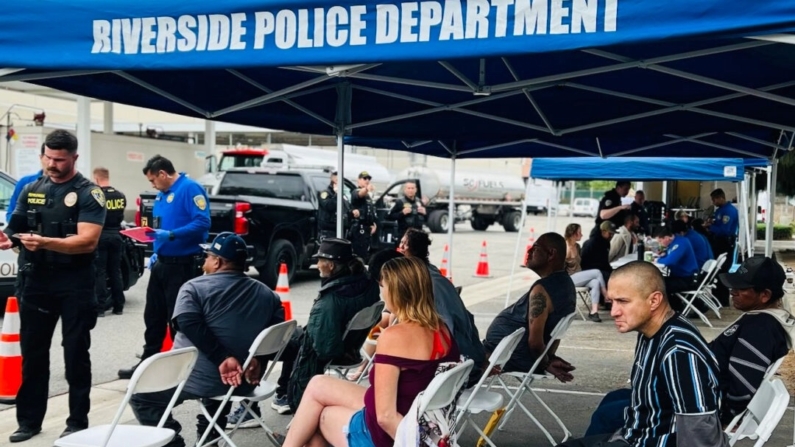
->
xmin=776 ymin=150 xmax=795 ymax=197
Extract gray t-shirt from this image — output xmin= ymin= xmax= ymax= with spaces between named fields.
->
xmin=172 ymin=271 xmax=284 ymax=396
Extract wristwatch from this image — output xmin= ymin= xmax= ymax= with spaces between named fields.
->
xmin=168 ymin=231 xmax=175 ymax=241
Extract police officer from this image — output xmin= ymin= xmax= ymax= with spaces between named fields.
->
xmin=705 ymin=188 xmax=739 ymax=305
xmin=387 ymin=181 xmax=426 ymax=241
xmin=317 ymin=171 xmax=351 ymax=241
xmin=92 ymin=167 xmax=127 ymax=317
xmin=591 ymin=180 xmax=632 ymax=237
xmin=348 ymin=171 xmax=377 ymax=260
xmin=118 ymin=155 xmax=210 ymax=379
xmin=0 ymin=130 xmax=106 ymax=442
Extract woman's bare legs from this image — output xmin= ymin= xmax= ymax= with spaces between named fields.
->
xmin=282 ymin=375 xmax=366 ymax=447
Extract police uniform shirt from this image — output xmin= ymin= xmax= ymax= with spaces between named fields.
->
xmin=595 ymin=189 xmax=625 ymax=227
xmin=350 ymin=188 xmax=374 ymax=225
xmin=152 ymin=173 xmax=211 ymax=257
xmin=711 ymin=202 xmax=739 ymax=237
xmin=656 ymin=234 xmax=699 ymax=278
xmin=7 ymin=172 xmax=106 ymax=240
xmin=102 ymin=186 xmax=127 ymax=232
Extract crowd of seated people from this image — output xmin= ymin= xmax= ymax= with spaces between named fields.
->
xmin=122 ymin=222 xmax=790 ymax=447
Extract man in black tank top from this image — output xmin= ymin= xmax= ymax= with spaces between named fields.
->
xmin=484 ymin=232 xmax=576 ymax=380
xmin=93 ymin=167 xmax=127 ymax=316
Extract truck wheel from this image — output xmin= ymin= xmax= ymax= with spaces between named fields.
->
xmin=427 ymin=210 xmax=449 ymax=233
xmin=471 ymin=216 xmax=490 ymax=231
xmin=502 ymin=211 xmax=522 ymax=232
xmin=262 ymin=239 xmax=297 ymax=289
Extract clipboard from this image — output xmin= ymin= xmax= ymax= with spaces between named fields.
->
xmin=120 ymin=227 xmax=156 ymax=243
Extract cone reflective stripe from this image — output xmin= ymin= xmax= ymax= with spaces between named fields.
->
xmin=473 ymin=241 xmax=492 ymax=278
xmin=276 ymin=263 xmax=293 ymax=320
xmin=440 ymin=244 xmax=451 ymax=281
xmin=0 ymin=296 xmax=22 ymax=403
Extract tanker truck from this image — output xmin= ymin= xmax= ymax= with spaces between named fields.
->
xmin=393 ymin=167 xmax=556 ymax=233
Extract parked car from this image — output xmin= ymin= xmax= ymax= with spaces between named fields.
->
xmin=572 ymin=198 xmax=600 ymax=218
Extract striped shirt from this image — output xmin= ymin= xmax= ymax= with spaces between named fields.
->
xmin=623 ymin=314 xmax=721 ymax=447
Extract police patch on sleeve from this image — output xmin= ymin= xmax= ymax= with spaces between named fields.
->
xmin=90 ymin=188 xmax=106 ymax=207
xmin=605 ymin=200 xmax=612 ymax=207
xmin=320 ymin=191 xmax=328 ymax=199
xmin=193 ymin=195 xmax=207 ymax=211
xmin=722 ymin=215 xmax=730 ymax=223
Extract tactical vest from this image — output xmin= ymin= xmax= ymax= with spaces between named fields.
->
xmin=25 ymin=174 xmax=95 ymax=266
xmin=102 ymin=186 xmax=126 ymax=231
xmin=350 ymin=190 xmax=376 ymax=226
xmin=402 ymin=197 xmax=424 ymax=229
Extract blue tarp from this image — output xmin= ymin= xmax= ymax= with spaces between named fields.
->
xmin=1 ymin=1 xmax=794 ymax=69
xmin=530 ymin=157 xmax=746 ymax=181
xmin=1 ymin=1 xmax=793 ymax=159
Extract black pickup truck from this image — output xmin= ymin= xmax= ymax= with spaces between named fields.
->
xmin=139 ymin=168 xmax=418 ymax=288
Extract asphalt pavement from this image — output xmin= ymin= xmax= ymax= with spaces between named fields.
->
xmin=1 ymin=214 xmax=793 ymax=446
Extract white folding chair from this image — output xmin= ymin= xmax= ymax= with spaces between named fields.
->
xmin=701 ymin=253 xmax=729 ymax=310
xmin=196 ymin=320 xmax=298 ymax=447
xmin=575 ymin=287 xmax=591 ymax=321
xmin=492 ymin=312 xmax=577 ymax=446
xmin=453 ymin=328 xmax=526 ymax=447
xmin=325 ymin=301 xmax=386 ymax=379
xmin=725 ymin=378 xmax=790 ymax=447
xmin=676 ymin=257 xmax=724 ymax=327
xmin=416 ymin=360 xmax=475 ymax=447
xmin=55 ymin=347 xmax=199 ymax=447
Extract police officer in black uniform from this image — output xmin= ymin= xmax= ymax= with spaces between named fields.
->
xmin=387 ymin=180 xmax=427 ymax=241
xmin=1 ymin=130 xmax=106 ymax=443
xmin=317 ymin=171 xmax=351 ymax=241
xmin=348 ymin=171 xmax=377 ymax=260
xmin=590 ymin=180 xmax=632 ymax=238
xmin=92 ymin=167 xmax=127 ymax=317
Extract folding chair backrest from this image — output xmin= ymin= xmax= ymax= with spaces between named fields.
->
xmin=763 ymin=357 xmax=785 ymax=380
xmin=525 ymin=312 xmax=576 ymax=376
xmin=131 ymin=347 xmax=199 ymax=394
xmin=344 ymin=301 xmax=386 ymax=336
xmin=418 ymin=359 xmax=475 ymax=415
xmin=701 ymin=259 xmax=716 ymax=275
xmin=714 ymin=253 xmax=728 ymax=274
xmin=487 ymin=328 xmax=526 ymax=373
xmin=728 ymin=378 xmax=789 ymax=446
xmin=247 ymin=320 xmax=298 ymax=380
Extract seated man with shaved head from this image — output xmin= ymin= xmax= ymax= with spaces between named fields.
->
xmin=484 ymin=232 xmax=576 ymax=381
xmin=559 ymin=261 xmax=728 ymax=447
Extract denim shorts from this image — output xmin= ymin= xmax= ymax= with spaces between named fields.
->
xmin=344 ymin=408 xmax=375 ymax=447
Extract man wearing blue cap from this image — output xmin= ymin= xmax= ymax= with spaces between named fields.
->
xmin=129 ymin=232 xmax=284 ymax=447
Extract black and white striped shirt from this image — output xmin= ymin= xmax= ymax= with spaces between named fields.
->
xmin=623 ymin=314 xmax=721 ymax=447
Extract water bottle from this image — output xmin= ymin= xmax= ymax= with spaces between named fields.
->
xmin=636 ymin=239 xmax=645 ymax=261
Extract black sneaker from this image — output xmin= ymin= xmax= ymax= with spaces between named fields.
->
xmin=112 ymin=308 xmax=123 ymax=315
xmin=118 ymin=361 xmax=141 ymax=379
xmin=9 ymin=426 xmax=41 ymax=443
xmin=60 ymin=426 xmax=85 ymax=438
xmin=588 ymin=313 xmax=602 ymax=323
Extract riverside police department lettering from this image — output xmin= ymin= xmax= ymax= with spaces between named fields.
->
xmin=92 ymin=0 xmax=618 ymax=54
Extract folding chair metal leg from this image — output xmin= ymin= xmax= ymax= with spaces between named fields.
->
xmin=495 ymin=374 xmax=569 ymax=446
xmin=224 ymin=401 xmax=281 ymax=447
xmin=468 ymin=416 xmax=500 ymax=447
xmin=197 ymin=401 xmax=239 ymax=447
xmin=526 ymin=387 xmax=572 ymax=442
xmin=677 ymin=294 xmax=713 ymax=328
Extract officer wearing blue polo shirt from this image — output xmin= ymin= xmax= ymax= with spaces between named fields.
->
xmin=706 ymin=188 xmax=738 ymax=255
xmin=673 ymin=219 xmax=713 ymax=269
xmin=655 ymin=226 xmax=699 ymax=310
xmin=118 ymin=155 xmax=210 ymax=379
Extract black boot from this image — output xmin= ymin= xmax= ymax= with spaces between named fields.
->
xmin=118 ymin=361 xmax=141 ymax=379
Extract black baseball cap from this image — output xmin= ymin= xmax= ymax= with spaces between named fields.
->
xmin=312 ymin=238 xmax=354 ymax=262
xmin=719 ymin=256 xmax=785 ymax=294
xmin=200 ymin=232 xmax=248 ymax=263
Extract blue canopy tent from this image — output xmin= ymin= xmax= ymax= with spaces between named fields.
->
xmin=529 ymin=157 xmax=746 ymax=181
xmin=1 ymin=0 xmax=794 ymax=268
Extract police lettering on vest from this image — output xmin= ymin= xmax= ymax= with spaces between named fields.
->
xmin=102 ymin=186 xmax=127 ymax=232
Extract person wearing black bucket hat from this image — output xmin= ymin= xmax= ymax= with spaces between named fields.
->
xmin=279 ymin=237 xmax=380 ymax=414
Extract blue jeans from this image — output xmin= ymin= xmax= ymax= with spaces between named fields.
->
xmin=585 ymin=389 xmax=631 ymax=437
xmin=345 ymin=408 xmax=375 ymax=447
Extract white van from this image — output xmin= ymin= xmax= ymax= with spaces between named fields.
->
xmin=0 ymin=171 xmax=19 ymax=311
xmin=572 ymin=198 xmax=600 ymax=218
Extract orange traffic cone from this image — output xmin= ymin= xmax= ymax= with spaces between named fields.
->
xmin=0 ymin=296 xmax=22 ymax=404
xmin=522 ymin=228 xmax=536 ymax=267
xmin=161 ymin=325 xmax=173 ymax=352
xmin=474 ymin=241 xmax=493 ymax=278
xmin=440 ymin=244 xmax=451 ymax=281
xmin=276 ymin=263 xmax=293 ymax=321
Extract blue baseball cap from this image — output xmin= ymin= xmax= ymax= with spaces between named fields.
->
xmin=200 ymin=232 xmax=248 ymax=263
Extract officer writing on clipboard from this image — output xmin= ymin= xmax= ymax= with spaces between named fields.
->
xmin=118 ymin=155 xmax=210 ymax=379
xmin=0 ymin=130 xmax=106 ymax=443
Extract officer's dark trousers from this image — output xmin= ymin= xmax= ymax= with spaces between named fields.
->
xmin=94 ymin=233 xmax=125 ymax=312
xmin=347 ymin=222 xmax=371 ymax=260
xmin=142 ymin=258 xmax=200 ymax=360
xmin=709 ymin=235 xmax=736 ymax=306
xmin=17 ymin=264 xmax=96 ymax=430
xmin=665 ymin=275 xmax=699 ymax=312
xmin=130 ymin=382 xmax=254 ymax=447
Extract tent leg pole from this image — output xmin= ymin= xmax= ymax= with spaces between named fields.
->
xmin=765 ymin=161 xmax=776 ymax=257
xmin=336 ymin=129 xmax=345 ymax=239
xmin=750 ymin=172 xmax=757 ymax=257
xmin=505 ymin=179 xmax=533 ymax=308
xmin=447 ymin=154 xmax=455 ymax=279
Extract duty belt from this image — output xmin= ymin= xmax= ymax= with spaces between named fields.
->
xmin=157 ymin=254 xmax=200 ymax=264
